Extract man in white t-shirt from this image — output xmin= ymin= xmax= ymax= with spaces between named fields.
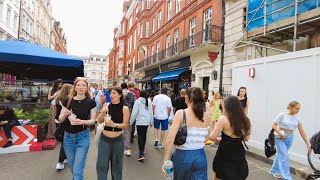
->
xmin=152 ymin=88 xmax=172 ymax=148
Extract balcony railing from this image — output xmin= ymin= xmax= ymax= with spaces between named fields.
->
xmin=135 ymin=25 xmax=221 ymax=70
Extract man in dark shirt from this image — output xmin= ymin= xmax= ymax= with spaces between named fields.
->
xmin=173 ymin=89 xmax=188 ymax=114
xmin=0 ymin=105 xmax=19 ymax=148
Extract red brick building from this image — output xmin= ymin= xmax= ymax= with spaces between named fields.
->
xmin=53 ymin=21 xmax=67 ymax=54
xmin=108 ymin=0 xmax=222 ymax=94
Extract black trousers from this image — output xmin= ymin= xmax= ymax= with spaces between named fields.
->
xmin=137 ymin=125 xmax=148 ymax=154
xmin=58 ymin=141 xmax=67 ymax=163
xmin=0 ymin=120 xmax=19 ymax=139
xmin=130 ymin=121 xmax=136 ymax=142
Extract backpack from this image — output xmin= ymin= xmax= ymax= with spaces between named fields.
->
xmin=125 ymin=91 xmax=136 ymax=112
xmin=310 ymin=131 xmax=320 ymax=154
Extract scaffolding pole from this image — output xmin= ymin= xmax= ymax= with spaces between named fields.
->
xmin=293 ymin=0 xmax=298 ymax=51
xmin=239 ymin=41 xmax=290 ymax=53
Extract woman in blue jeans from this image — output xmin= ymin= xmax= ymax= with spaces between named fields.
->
xmin=270 ymin=101 xmax=311 ymax=180
xmin=162 ymin=87 xmax=210 ymax=179
xmin=59 ymin=77 xmax=96 ymax=180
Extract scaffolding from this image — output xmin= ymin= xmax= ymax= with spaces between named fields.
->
xmin=237 ymin=0 xmax=320 ymax=54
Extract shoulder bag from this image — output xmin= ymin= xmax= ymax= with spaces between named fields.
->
xmin=264 ymin=113 xmax=284 ymax=158
xmin=174 ymin=110 xmax=187 ymax=145
xmin=54 ymin=97 xmax=72 ymax=142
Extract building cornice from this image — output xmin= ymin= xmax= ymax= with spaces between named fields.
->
xmin=125 ymin=0 xmax=138 ymax=19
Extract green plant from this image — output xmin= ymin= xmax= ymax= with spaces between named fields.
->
xmin=13 ymin=108 xmax=26 ymax=119
xmin=29 ymin=108 xmax=50 ymax=125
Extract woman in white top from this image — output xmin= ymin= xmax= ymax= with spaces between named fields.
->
xmin=47 ymin=78 xmax=63 ymax=139
xmin=163 ymin=87 xmax=210 ymax=180
xmin=270 ymin=101 xmax=311 ymax=180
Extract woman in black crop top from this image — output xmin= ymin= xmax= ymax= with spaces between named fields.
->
xmin=96 ymin=87 xmax=129 ymax=180
xmin=237 ymin=87 xmax=249 ymax=115
xmin=58 ymin=78 xmax=96 ymax=180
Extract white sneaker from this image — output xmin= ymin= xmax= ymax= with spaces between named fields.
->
xmin=158 ymin=144 xmax=164 ymax=149
xmin=124 ymin=149 xmax=131 ymax=156
xmin=56 ymin=163 xmax=64 ymax=170
xmin=63 ymin=159 xmax=68 ymax=164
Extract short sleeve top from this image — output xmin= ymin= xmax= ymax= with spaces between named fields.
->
xmin=274 ymin=112 xmax=301 ymax=131
xmin=63 ymin=97 xmax=96 ymax=133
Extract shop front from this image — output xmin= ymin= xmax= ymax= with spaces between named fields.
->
xmin=152 ymin=57 xmax=191 ymax=95
xmin=136 ymin=67 xmax=159 ymax=91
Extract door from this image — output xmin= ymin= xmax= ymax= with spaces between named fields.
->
xmin=203 ymin=77 xmax=209 ymax=96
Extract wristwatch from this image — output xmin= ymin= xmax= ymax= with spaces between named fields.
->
xmin=114 ymin=123 xmax=119 ymax=128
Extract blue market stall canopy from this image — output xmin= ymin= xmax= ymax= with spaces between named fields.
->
xmin=152 ymin=68 xmax=188 ymax=82
xmin=0 ymin=40 xmax=84 ymax=80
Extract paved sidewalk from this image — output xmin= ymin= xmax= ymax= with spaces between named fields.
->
xmin=246 ymin=145 xmax=314 ymax=179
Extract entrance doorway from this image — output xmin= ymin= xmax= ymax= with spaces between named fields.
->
xmin=203 ymin=77 xmax=209 ymax=95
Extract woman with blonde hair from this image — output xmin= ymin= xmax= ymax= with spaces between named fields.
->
xmin=59 ymin=77 xmax=96 ymax=180
xmin=270 ymin=101 xmax=311 ymax=180
xmin=54 ymin=83 xmax=73 ymax=170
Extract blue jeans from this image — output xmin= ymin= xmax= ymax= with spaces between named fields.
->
xmin=270 ymin=132 xmax=294 ymax=180
xmin=64 ymin=129 xmax=90 ymax=180
xmin=172 ymin=148 xmax=208 ymax=180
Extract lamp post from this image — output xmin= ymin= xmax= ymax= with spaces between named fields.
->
xmin=219 ymin=0 xmax=226 ymax=94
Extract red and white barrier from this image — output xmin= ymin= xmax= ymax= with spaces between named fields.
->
xmin=0 ymin=125 xmax=38 ymax=154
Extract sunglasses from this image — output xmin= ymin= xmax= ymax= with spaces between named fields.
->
xmin=76 ymin=77 xmax=88 ymax=80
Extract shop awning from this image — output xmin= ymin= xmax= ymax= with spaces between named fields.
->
xmin=0 ymin=40 xmax=84 ymax=80
xmin=136 ymin=75 xmax=157 ymax=83
xmin=152 ymin=68 xmax=188 ymax=82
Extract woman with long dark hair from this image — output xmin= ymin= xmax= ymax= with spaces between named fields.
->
xmin=210 ymin=95 xmax=251 ymax=180
xmin=96 ymin=87 xmax=130 ymax=180
xmin=54 ymin=83 xmax=73 ymax=170
xmin=237 ymin=87 xmax=249 ymax=115
xmin=58 ymin=78 xmax=96 ymax=180
xmin=129 ymin=90 xmax=153 ymax=161
xmin=47 ymin=78 xmax=63 ymax=139
xmin=162 ymin=87 xmax=210 ymax=179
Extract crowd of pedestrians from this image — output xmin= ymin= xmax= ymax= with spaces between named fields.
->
xmin=22 ymin=77 xmax=311 ymax=180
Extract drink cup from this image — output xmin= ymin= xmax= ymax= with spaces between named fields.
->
xmin=104 ymin=114 xmax=111 ymax=123
xmin=68 ymin=114 xmax=77 ymax=125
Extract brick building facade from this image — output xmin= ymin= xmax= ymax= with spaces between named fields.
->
xmin=109 ymin=0 xmax=222 ymax=95
xmin=53 ymin=21 xmax=67 ymax=54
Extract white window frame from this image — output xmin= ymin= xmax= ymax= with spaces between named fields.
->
xmin=141 ymin=1 xmax=144 ymax=11
xmin=176 ymin=0 xmax=181 ymax=14
xmin=129 ymin=16 xmax=132 ymax=29
xmin=165 ymin=34 xmax=170 ymax=57
xmin=6 ymin=6 xmax=11 ymax=27
xmin=146 ymin=0 xmax=151 ymax=9
xmin=174 ymin=29 xmax=179 ymax=54
xmin=189 ymin=17 xmax=196 ymax=47
xmin=152 ymin=16 xmax=155 ymax=34
xmin=157 ymin=11 xmax=161 ymax=29
xmin=133 ymin=29 xmax=136 ymax=50
xmin=156 ymin=41 xmax=160 ymax=61
xmin=133 ymin=56 xmax=136 ymax=71
xmin=0 ymin=2 xmax=4 ymax=22
xmin=13 ymin=13 xmax=18 ymax=31
xmin=203 ymin=8 xmax=212 ymax=42
xmin=139 ymin=23 xmax=143 ymax=38
xmin=145 ymin=21 xmax=149 ymax=37
xmin=167 ymin=0 xmax=172 ymax=20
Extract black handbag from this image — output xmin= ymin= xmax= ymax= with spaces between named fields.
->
xmin=54 ymin=123 xmax=65 ymax=142
xmin=54 ymin=97 xmax=72 ymax=142
xmin=174 ymin=110 xmax=187 ymax=145
xmin=265 ymin=129 xmax=276 ymax=158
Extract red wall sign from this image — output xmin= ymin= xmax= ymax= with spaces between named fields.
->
xmin=249 ymin=67 xmax=255 ymax=78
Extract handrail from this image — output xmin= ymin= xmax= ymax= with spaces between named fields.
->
xmin=135 ymin=25 xmax=221 ymax=70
